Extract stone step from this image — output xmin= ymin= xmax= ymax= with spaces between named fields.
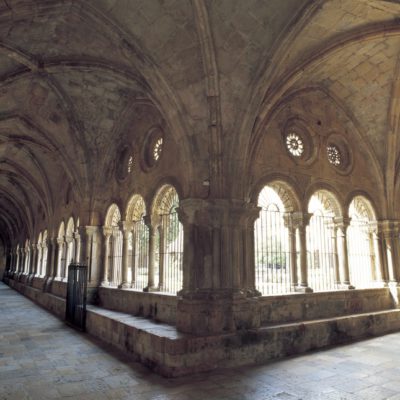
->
xmin=86 ymin=304 xmax=400 ymax=377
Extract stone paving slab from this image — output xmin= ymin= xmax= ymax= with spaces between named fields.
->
xmin=2 ymin=282 xmax=400 ymax=399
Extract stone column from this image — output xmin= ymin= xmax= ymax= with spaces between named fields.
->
xmin=55 ymin=239 xmax=64 ymax=279
xmin=80 ymin=226 xmax=101 ymax=284
xmin=16 ymin=248 xmax=21 ymax=274
xmin=74 ymin=231 xmax=81 ymax=263
xmin=370 ymin=223 xmax=388 ymax=286
xmin=335 ymin=217 xmax=354 ymax=289
xmin=36 ymin=242 xmax=42 ymax=276
xmin=331 ymin=225 xmax=341 ymax=285
xmin=293 ymin=212 xmax=312 ymax=292
xmin=101 ymin=228 xmax=112 ymax=286
xmin=175 ymin=199 xmax=261 ymax=335
xmin=20 ymin=248 xmax=26 ymax=275
xmin=29 ymin=244 xmax=37 ymax=275
xmin=283 ymin=214 xmax=298 ymax=289
xmin=381 ymin=221 xmax=400 ymax=285
xmin=144 ymin=218 xmax=158 ymax=292
xmin=43 ymin=238 xmax=52 ymax=277
xmin=119 ymin=221 xmax=133 ymax=289
xmin=65 ymin=235 xmax=74 ymax=268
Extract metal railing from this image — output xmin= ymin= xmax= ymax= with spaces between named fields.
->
xmin=255 ymin=208 xmax=292 ymax=294
xmin=130 ymin=219 xmax=149 ymax=290
xmin=306 ymin=214 xmax=338 ymax=291
xmin=157 ymin=211 xmax=183 ymax=294
xmin=347 ymin=221 xmax=373 ymax=288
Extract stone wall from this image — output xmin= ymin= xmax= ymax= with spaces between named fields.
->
xmin=98 ymin=287 xmax=177 ymax=325
xmin=259 ymin=288 xmax=395 ymax=325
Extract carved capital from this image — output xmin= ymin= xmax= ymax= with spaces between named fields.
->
xmin=178 ymin=198 xmax=260 ymax=229
xmin=102 ymin=227 xmax=113 ymax=237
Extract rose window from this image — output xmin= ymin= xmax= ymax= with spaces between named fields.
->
xmin=286 ymin=132 xmax=304 ymax=157
xmin=327 ymin=145 xmax=342 ymax=166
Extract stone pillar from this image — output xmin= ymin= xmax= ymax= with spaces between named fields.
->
xmin=293 ymin=212 xmax=312 ymax=292
xmin=20 ymin=248 xmax=26 ymax=275
xmin=144 ymin=218 xmax=157 ymax=291
xmin=101 ymin=228 xmax=112 ymax=286
xmin=80 ymin=226 xmax=101 ymax=285
xmin=175 ymin=199 xmax=261 ymax=335
xmin=44 ymin=238 xmax=53 ymax=277
xmin=370 ymin=223 xmax=388 ymax=286
xmin=381 ymin=221 xmax=400 ymax=285
xmin=74 ymin=231 xmax=81 ymax=263
xmin=335 ymin=217 xmax=354 ymax=289
xmin=331 ymin=225 xmax=341 ymax=285
xmin=65 ymin=235 xmax=74 ymax=270
xmin=36 ymin=242 xmax=42 ymax=276
xmin=284 ymin=214 xmax=298 ymax=289
xmin=55 ymin=239 xmax=64 ymax=279
xmin=29 ymin=244 xmax=37 ymax=275
xmin=119 ymin=221 xmax=133 ymax=289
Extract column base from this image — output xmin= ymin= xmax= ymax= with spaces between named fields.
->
xmin=295 ymin=285 xmax=313 ymax=293
xmin=118 ymin=282 xmax=131 ymax=289
xmin=339 ymin=283 xmax=355 ymax=290
xmin=43 ymin=277 xmax=54 ymax=292
xmin=100 ymin=281 xmax=109 ymax=287
xmin=143 ymin=285 xmax=159 ymax=293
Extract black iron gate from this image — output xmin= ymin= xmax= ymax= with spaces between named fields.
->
xmin=65 ymin=263 xmax=88 ymax=331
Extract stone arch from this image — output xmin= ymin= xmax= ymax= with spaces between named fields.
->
xmin=306 ymin=185 xmax=343 ymax=218
xmin=126 ymin=194 xmax=147 ymax=222
xmin=250 ymin=175 xmax=302 ymax=211
xmin=57 ymin=221 xmax=65 ymax=239
xmin=151 ymin=185 xmax=180 ymax=220
xmin=66 ymin=217 xmax=75 ymax=237
xmin=105 ymin=204 xmax=121 ymax=227
xmin=349 ymin=195 xmax=377 ymax=222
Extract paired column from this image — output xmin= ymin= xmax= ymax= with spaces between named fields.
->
xmin=381 ymin=221 xmax=400 ymax=285
xmin=119 ymin=221 xmax=133 ymax=289
xmin=101 ymin=227 xmax=112 ymax=286
xmin=370 ymin=223 xmax=389 ymax=286
xmin=29 ymin=243 xmax=37 ymax=276
xmin=334 ymin=217 xmax=354 ymax=289
xmin=55 ymin=238 xmax=64 ymax=279
xmin=144 ymin=217 xmax=158 ymax=292
xmin=292 ymin=212 xmax=312 ymax=292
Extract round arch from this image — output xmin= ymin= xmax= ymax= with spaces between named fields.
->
xmin=347 ymin=194 xmax=377 ymax=222
xmin=57 ymin=221 xmax=65 ymax=239
xmin=126 ymin=194 xmax=147 ymax=222
xmin=306 ymin=186 xmax=343 ymax=218
xmin=104 ymin=204 xmax=121 ymax=227
xmin=151 ymin=184 xmax=180 ymax=219
xmin=66 ymin=217 xmax=75 ymax=237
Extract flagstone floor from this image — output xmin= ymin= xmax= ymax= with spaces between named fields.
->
xmin=1 ymin=281 xmax=400 ymax=400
